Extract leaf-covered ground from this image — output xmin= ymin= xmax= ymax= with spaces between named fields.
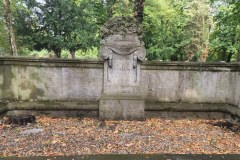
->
xmin=0 ymin=115 xmax=240 ymax=157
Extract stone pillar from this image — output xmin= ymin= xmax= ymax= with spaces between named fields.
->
xmin=99 ymin=32 xmax=146 ymax=120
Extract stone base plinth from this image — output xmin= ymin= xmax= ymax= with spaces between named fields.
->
xmin=99 ymin=95 xmax=145 ymax=120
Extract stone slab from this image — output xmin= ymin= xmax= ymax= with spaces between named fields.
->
xmin=99 ymin=98 xmax=144 ymax=120
xmin=21 ymin=128 xmax=44 ymax=134
xmin=5 ymin=110 xmax=99 ymax=118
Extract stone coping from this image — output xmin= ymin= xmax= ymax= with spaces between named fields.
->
xmin=100 ymin=95 xmax=145 ymax=100
xmin=0 ymin=101 xmax=99 ymax=113
xmin=145 ymin=102 xmax=232 ymax=112
xmin=145 ymin=101 xmax=240 ymax=120
xmin=1 ymin=154 xmax=240 ymax=160
xmin=0 ymin=56 xmax=102 ymax=62
xmin=0 ymin=56 xmax=104 ymax=68
xmin=1 ymin=101 xmax=239 ymax=119
xmin=141 ymin=61 xmax=240 ymax=71
xmin=0 ymin=56 xmax=240 ymax=71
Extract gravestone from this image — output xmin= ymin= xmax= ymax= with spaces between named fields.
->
xmin=99 ymin=16 xmax=146 ymax=120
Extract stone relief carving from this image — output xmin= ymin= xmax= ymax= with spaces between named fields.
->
xmin=100 ymin=16 xmax=146 ymax=70
xmin=100 ymin=34 xmax=146 ymax=68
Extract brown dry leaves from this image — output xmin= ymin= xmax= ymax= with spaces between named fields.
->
xmin=0 ymin=116 xmax=240 ymax=157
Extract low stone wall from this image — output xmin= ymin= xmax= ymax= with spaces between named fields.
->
xmin=0 ymin=57 xmax=239 ymax=118
xmin=141 ymin=62 xmax=240 ymax=106
xmin=0 ymin=57 xmax=103 ymax=102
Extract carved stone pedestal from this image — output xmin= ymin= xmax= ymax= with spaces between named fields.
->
xmin=99 ymin=33 xmax=146 ymax=120
xmin=100 ymin=96 xmax=145 ymax=120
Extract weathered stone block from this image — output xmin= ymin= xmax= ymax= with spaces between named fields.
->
xmin=99 ymin=96 xmax=144 ymax=120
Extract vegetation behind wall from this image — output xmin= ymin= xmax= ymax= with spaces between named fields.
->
xmin=0 ymin=0 xmax=239 ymax=61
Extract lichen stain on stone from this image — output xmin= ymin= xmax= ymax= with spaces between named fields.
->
xmin=19 ymin=80 xmax=31 ymax=90
xmin=18 ymin=82 xmax=45 ymax=100
xmin=0 ymin=75 xmax=3 ymax=86
xmin=0 ymin=68 xmax=2 ymax=100
xmin=0 ymin=70 xmax=3 ymax=95
xmin=19 ymin=73 xmax=45 ymax=100
xmin=18 ymin=67 xmax=44 ymax=101
xmin=0 ymin=66 xmax=16 ymax=100
xmin=30 ymin=86 xmax=45 ymax=100
xmin=30 ymin=72 xmax=43 ymax=83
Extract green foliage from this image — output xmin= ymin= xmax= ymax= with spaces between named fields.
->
xmin=184 ymin=0 xmax=212 ymax=61
xmin=17 ymin=48 xmax=98 ymax=59
xmin=0 ymin=20 xmax=10 ymax=55
xmin=0 ymin=0 xmax=10 ymax=55
xmin=209 ymin=0 xmax=240 ymax=62
xmin=0 ymin=0 xmax=238 ymax=61
xmin=112 ymin=0 xmax=134 ymax=16
xmin=76 ymin=47 xmax=98 ymax=58
xmin=14 ymin=0 xmax=98 ymax=57
xmin=143 ymin=0 xmax=213 ymax=61
xmin=144 ymin=0 xmax=189 ymax=61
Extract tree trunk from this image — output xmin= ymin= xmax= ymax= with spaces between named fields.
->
xmin=70 ymin=49 xmax=76 ymax=59
xmin=227 ymin=50 xmax=234 ymax=62
xmin=134 ymin=0 xmax=145 ymax=24
xmin=222 ymin=48 xmax=227 ymax=62
xmin=237 ymin=49 xmax=240 ymax=62
xmin=54 ymin=48 xmax=61 ymax=58
xmin=3 ymin=0 xmax=18 ymax=56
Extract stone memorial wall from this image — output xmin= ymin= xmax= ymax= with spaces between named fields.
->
xmin=0 ymin=57 xmax=239 ymax=120
xmin=1 ymin=16 xmax=240 ymax=120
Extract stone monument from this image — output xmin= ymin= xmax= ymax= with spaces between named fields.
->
xmin=99 ymin=16 xmax=146 ymax=120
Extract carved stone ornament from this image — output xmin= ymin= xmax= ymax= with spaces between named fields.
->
xmin=100 ymin=16 xmax=146 ymax=68
xmin=100 ymin=34 xmax=146 ymax=68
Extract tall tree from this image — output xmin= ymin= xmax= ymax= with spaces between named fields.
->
xmin=184 ymin=0 xmax=212 ymax=62
xmin=14 ymin=0 xmax=98 ymax=58
xmin=134 ymin=0 xmax=145 ymax=23
xmin=0 ymin=0 xmax=9 ymax=55
xmin=143 ymin=0 xmax=192 ymax=61
xmin=65 ymin=0 xmax=98 ymax=59
xmin=3 ymin=0 xmax=17 ymax=56
xmin=209 ymin=0 xmax=240 ymax=62
xmin=89 ymin=0 xmax=117 ymax=25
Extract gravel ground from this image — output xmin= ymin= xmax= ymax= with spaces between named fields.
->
xmin=0 ymin=115 xmax=240 ymax=157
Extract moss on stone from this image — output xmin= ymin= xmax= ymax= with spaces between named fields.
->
xmin=0 ymin=67 xmax=3 ymax=92
xmin=30 ymin=72 xmax=42 ymax=83
xmin=100 ymin=16 xmax=143 ymax=41
xmin=18 ymin=81 xmax=44 ymax=100
xmin=1 ymin=66 xmax=16 ymax=101
xmin=29 ymin=85 xmax=45 ymax=100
